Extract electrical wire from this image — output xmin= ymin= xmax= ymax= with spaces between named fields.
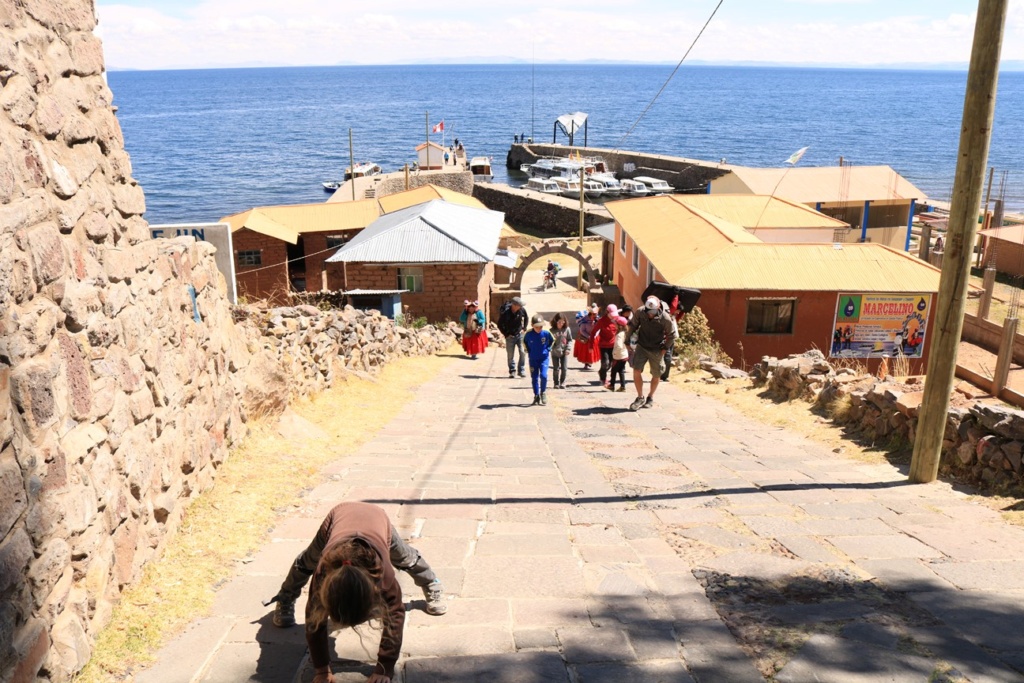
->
xmin=613 ymin=0 xmax=726 ymax=151
xmin=237 ymin=243 xmax=341 ymax=275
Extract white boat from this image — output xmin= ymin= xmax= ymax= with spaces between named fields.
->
xmin=322 ymin=181 xmax=342 ymax=192
xmin=620 ymin=179 xmax=649 ymax=197
xmin=345 ymin=162 xmax=382 ymax=181
xmin=582 ymin=179 xmax=605 ymax=199
xmin=525 ymin=178 xmax=561 ymax=195
xmin=634 ymin=175 xmax=674 ymax=194
xmin=470 ymin=156 xmax=493 ymax=182
xmin=591 ymin=172 xmax=622 ymax=195
xmin=519 ymin=163 xmax=534 ymax=174
xmin=552 ymin=176 xmax=582 ymax=198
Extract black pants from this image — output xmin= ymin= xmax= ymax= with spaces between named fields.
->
xmin=552 ymin=355 xmax=567 ymax=386
xmin=598 ymin=347 xmax=615 ymax=383
xmin=610 ymin=359 xmax=627 ymax=388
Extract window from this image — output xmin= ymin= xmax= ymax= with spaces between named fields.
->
xmin=646 ymin=262 xmax=655 ymax=285
xmin=326 ymin=235 xmax=346 ymax=250
xmin=237 ymin=250 xmax=262 ymax=266
xmin=632 ymin=241 xmax=640 ymax=273
xmin=746 ymin=299 xmax=796 ymax=334
xmin=619 ymin=227 xmax=627 ymax=255
xmin=397 ymin=267 xmax=424 ymax=293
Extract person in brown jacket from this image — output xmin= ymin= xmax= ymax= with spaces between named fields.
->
xmin=264 ymin=502 xmax=446 ymax=683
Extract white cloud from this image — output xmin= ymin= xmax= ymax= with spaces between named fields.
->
xmin=94 ymin=1 xmax=1024 ymax=70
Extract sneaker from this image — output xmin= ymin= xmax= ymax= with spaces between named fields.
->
xmin=423 ymin=579 xmax=447 ymax=616
xmin=629 ymin=396 xmax=645 ymax=411
xmin=509 ymin=371 xmax=515 ymax=378
xmin=616 ymin=386 xmax=626 ymax=392
xmin=540 ymin=392 xmax=547 ymax=405
xmin=643 ymin=396 xmax=654 ymax=409
xmin=605 ymin=383 xmax=615 ymax=391
xmin=273 ymin=599 xmax=296 ymax=628
xmin=532 ymin=395 xmax=540 ymax=405
xmin=518 ymin=371 xmax=526 ymax=378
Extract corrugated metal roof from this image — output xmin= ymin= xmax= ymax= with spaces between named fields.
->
xmin=587 ymin=222 xmax=616 ymax=242
xmin=682 ymin=243 xmax=942 ymax=292
xmin=377 ymin=185 xmax=518 ymax=237
xmin=717 ymin=165 xmax=926 ymax=204
xmin=606 ymin=195 xmax=761 ymax=283
xmin=670 ymin=194 xmax=850 ymax=230
xmin=221 ymin=200 xmax=379 ymax=242
xmin=326 ymin=200 xmax=504 ymax=264
xmin=979 ymin=224 xmax=1024 ymax=243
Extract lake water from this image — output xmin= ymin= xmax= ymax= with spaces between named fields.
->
xmin=107 ymin=64 xmax=1024 ymax=224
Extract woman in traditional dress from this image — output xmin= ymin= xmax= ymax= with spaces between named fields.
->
xmin=459 ymin=300 xmax=488 ymax=359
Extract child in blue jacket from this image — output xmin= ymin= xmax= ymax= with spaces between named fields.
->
xmin=523 ymin=314 xmax=554 ymax=405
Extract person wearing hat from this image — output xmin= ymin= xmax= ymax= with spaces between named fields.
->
xmin=592 ymin=303 xmax=621 ymax=389
xmin=458 ymin=300 xmax=487 ymax=359
xmin=573 ymin=304 xmax=601 ymax=369
xmin=497 ymin=296 xmax=530 ymax=378
xmin=523 ymin=314 xmax=554 ymax=405
xmin=627 ymin=296 xmax=678 ymax=411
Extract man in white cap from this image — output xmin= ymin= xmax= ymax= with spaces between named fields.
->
xmin=626 ymin=296 xmax=677 ymax=411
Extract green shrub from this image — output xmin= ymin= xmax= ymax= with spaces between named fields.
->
xmin=674 ymin=306 xmax=732 ymax=367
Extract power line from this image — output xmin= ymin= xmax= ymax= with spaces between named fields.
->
xmin=613 ymin=0 xmax=726 ymax=151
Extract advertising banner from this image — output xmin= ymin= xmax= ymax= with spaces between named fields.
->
xmin=830 ymin=293 xmax=930 ymax=358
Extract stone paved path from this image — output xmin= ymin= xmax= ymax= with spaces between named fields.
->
xmin=138 ymin=348 xmax=1024 ymax=683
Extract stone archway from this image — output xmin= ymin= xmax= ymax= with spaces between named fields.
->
xmin=511 ymin=241 xmax=599 ymax=290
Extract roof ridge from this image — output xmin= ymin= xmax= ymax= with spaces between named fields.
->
xmin=419 ymin=201 xmax=495 ymax=260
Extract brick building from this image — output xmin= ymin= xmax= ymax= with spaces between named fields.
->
xmin=608 ymin=196 xmax=944 ymax=373
xmin=326 ymin=201 xmax=504 ymax=323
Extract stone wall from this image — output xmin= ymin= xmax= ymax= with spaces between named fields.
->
xmin=472 ymin=183 xmax=609 ymax=237
xmin=375 ymin=170 xmax=474 ymax=199
xmin=0 ymin=4 xmax=457 ymax=681
xmin=749 ymin=352 xmax=1024 ymax=493
xmin=507 ymin=143 xmax=731 ymax=194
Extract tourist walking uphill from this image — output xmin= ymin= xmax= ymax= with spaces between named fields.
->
xmin=628 ymin=296 xmax=678 ymax=411
xmin=524 ymin=315 xmax=555 ymax=405
xmin=549 ymin=312 xmax=574 ymax=389
xmin=265 ymin=502 xmax=447 ymax=683
xmin=459 ymin=300 xmax=487 ymax=359
xmin=498 ymin=296 xmax=529 ymax=378
xmin=593 ymin=304 xmax=620 ymax=388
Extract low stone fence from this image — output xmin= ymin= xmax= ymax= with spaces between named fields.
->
xmin=472 ymin=183 xmax=609 ymax=237
xmin=748 ymin=351 xmax=1024 ymax=493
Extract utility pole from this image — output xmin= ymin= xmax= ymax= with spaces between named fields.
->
xmin=910 ymin=0 xmax=1008 ymax=484
xmin=349 ymin=128 xmax=356 ymax=202
xmin=578 ymin=166 xmax=585 ymax=290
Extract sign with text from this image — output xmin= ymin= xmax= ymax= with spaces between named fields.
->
xmin=830 ymin=293 xmax=931 ymax=358
xmin=149 ymin=223 xmax=237 ymax=304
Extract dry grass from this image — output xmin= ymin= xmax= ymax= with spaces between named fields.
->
xmin=679 ymin=374 xmax=903 ymax=466
xmin=74 ymin=352 xmax=453 ymax=683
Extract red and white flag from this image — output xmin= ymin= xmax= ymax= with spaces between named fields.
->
xmin=432 ymin=120 xmax=445 ymax=133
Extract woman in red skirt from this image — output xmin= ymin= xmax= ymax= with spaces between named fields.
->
xmin=573 ymin=305 xmax=601 ymax=369
xmin=459 ymin=300 xmax=488 ymax=359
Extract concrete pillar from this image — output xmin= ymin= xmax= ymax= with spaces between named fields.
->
xmin=993 ymin=198 xmax=1005 ymax=230
xmin=993 ymin=316 xmax=1018 ymax=395
xmin=978 ymin=267 xmax=997 ymax=319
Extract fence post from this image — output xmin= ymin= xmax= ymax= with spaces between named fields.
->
xmin=993 ymin=317 xmax=1019 ymax=395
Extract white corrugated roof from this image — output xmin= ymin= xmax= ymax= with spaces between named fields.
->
xmin=326 ymin=200 xmax=504 ymax=264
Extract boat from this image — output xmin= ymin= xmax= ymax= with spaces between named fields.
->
xmin=591 ymin=172 xmax=622 ymax=195
xmin=322 ymin=181 xmax=342 ymax=192
xmin=633 ymin=175 xmax=674 ymax=194
xmin=582 ymin=179 xmax=606 ymax=199
xmin=551 ymin=176 xmax=582 ymax=199
xmin=469 ymin=157 xmax=493 ymax=182
xmin=620 ymin=179 xmax=649 ymax=197
xmin=525 ymin=178 xmax=562 ymax=195
xmin=345 ymin=162 xmax=382 ymax=181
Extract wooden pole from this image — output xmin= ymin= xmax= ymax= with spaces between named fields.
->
xmin=578 ymin=167 xmax=585 ymax=290
xmin=426 ymin=111 xmax=430 ymax=169
xmin=909 ymin=0 xmax=1009 ymax=484
xmin=993 ymin=317 xmax=1019 ymax=395
xmin=404 ymin=163 xmax=410 ymax=190
xmin=349 ymin=128 xmax=356 ymax=202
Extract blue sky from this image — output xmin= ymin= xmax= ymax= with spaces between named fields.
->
xmin=94 ymin=1 xmax=1024 ymax=70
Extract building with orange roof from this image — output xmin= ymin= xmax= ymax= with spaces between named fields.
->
xmin=608 ymin=195 xmax=944 ymax=372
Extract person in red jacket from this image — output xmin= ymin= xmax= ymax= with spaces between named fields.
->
xmin=592 ymin=303 xmax=621 ymax=389
xmin=265 ymin=502 xmax=446 ymax=683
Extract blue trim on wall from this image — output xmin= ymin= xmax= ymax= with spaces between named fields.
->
xmin=861 ymin=201 xmax=870 ymax=242
xmin=815 ymin=202 xmax=821 ymax=212
xmin=904 ymin=198 xmax=917 ymax=251
xmin=706 ymin=182 xmax=712 ymax=194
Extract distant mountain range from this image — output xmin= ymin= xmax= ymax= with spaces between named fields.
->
xmin=107 ymin=59 xmax=1024 ymax=72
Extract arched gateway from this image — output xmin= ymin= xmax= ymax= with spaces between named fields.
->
xmin=511 ymin=240 xmax=599 ymax=290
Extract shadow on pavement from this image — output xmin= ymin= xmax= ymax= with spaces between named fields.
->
xmin=477 ymin=403 xmax=534 ymax=410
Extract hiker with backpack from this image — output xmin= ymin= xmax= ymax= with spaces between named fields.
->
xmin=627 ymin=296 xmax=678 ymax=411
xmin=497 ymin=296 xmax=529 ymax=378
xmin=458 ymin=300 xmax=487 ymax=359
